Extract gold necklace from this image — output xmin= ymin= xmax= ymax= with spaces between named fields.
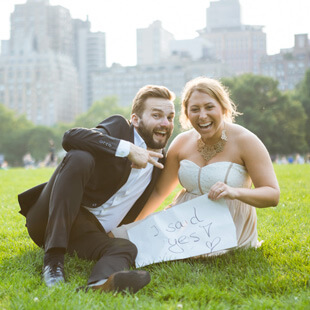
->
xmin=197 ymin=130 xmax=228 ymax=162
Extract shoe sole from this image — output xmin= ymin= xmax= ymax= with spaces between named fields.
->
xmin=92 ymin=270 xmax=151 ymax=293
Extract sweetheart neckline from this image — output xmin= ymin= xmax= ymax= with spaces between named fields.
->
xmin=180 ymin=159 xmax=246 ymax=170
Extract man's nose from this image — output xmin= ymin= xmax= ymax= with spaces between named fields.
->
xmin=160 ymin=117 xmax=170 ymax=126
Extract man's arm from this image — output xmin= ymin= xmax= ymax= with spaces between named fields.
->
xmin=62 ymin=116 xmax=164 ymax=169
xmin=62 ymin=115 xmax=130 ymax=156
xmin=62 ymin=126 xmax=120 ymax=157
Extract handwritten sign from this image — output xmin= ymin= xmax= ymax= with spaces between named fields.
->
xmin=127 ymin=195 xmax=237 ymax=267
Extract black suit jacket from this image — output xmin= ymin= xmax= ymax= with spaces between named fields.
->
xmin=18 ymin=115 xmax=165 ymax=225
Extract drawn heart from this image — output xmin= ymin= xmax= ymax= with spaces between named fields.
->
xmin=206 ymin=237 xmax=221 ymax=252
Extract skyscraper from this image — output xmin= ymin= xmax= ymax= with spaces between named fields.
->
xmin=199 ymin=0 xmax=266 ymax=75
xmin=136 ymin=21 xmax=174 ymax=65
xmin=260 ymin=34 xmax=310 ymax=90
xmin=73 ymin=18 xmax=106 ymax=110
xmin=0 ymin=0 xmax=107 ymax=124
xmin=9 ymin=0 xmax=74 ymax=57
xmin=206 ymin=0 xmax=241 ymax=31
xmin=0 ymin=0 xmax=81 ymax=125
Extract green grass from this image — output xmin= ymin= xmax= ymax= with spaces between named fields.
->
xmin=0 ymin=165 xmax=309 ymax=309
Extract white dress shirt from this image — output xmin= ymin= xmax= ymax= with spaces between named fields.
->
xmin=83 ymin=129 xmax=158 ymax=233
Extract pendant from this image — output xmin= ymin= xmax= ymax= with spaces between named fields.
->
xmin=197 ymin=130 xmax=227 ymax=162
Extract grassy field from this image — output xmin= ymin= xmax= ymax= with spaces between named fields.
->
xmin=0 ymin=165 xmax=309 ymax=309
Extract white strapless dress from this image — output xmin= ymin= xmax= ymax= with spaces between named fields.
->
xmin=112 ymin=160 xmax=259 ymax=249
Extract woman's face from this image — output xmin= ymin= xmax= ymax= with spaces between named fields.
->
xmin=187 ymin=90 xmax=224 ymax=143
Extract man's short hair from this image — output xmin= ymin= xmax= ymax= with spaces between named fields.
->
xmin=131 ymin=85 xmax=175 ymax=117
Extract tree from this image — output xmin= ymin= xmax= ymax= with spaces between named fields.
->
xmin=0 ymin=104 xmax=34 ymax=165
xmin=25 ymin=126 xmax=57 ymax=162
xmin=73 ymin=96 xmax=131 ymax=128
xmin=168 ymin=97 xmax=183 ymax=146
xmin=0 ymin=105 xmax=31 ymax=148
xmin=222 ymin=74 xmax=307 ymax=154
xmin=295 ymin=69 xmax=310 ymax=151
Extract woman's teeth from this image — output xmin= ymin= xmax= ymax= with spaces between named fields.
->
xmin=199 ymin=122 xmax=212 ymax=128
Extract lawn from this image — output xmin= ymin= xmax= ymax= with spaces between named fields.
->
xmin=0 ymin=165 xmax=309 ymax=309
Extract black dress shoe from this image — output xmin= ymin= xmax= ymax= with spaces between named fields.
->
xmin=42 ymin=262 xmax=65 ymax=287
xmin=87 ymin=270 xmax=151 ymax=294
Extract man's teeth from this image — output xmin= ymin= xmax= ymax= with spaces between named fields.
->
xmin=156 ymin=131 xmax=166 ymax=135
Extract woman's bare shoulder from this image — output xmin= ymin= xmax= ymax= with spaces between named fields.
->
xmin=228 ymin=123 xmax=269 ymax=164
xmin=228 ymin=123 xmax=258 ymax=143
xmin=168 ymin=129 xmax=198 ymax=157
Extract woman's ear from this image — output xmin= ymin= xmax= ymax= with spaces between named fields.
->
xmin=131 ymin=113 xmax=140 ymax=127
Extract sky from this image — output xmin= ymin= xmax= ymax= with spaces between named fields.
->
xmin=0 ymin=0 xmax=309 ymax=66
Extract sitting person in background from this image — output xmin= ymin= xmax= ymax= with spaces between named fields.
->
xmin=112 ymin=76 xmax=280 ymax=252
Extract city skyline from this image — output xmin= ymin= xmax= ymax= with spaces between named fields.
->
xmin=0 ymin=0 xmax=309 ymax=66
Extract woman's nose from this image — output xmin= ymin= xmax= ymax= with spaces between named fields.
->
xmin=199 ymin=109 xmax=208 ymax=119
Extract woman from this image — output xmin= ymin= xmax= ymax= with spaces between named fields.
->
xmin=112 ymin=76 xmax=280 ymax=250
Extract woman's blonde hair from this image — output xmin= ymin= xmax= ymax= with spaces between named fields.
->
xmin=180 ymin=76 xmax=240 ymax=128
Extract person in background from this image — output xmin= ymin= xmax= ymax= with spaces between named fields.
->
xmin=47 ymin=139 xmax=56 ymax=167
xmin=23 ymin=152 xmax=35 ymax=169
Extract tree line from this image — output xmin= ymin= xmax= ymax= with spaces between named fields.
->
xmin=1 ymin=71 xmax=309 ymax=166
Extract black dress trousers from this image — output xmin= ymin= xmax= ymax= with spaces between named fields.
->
xmin=25 ymin=149 xmax=137 ymax=284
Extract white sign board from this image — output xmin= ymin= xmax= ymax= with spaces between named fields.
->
xmin=127 ymin=195 xmax=237 ymax=267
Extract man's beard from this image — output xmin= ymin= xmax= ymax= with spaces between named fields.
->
xmin=136 ymin=120 xmax=172 ymax=149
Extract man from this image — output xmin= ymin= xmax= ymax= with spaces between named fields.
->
xmin=18 ymin=85 xmax=175 ymax=293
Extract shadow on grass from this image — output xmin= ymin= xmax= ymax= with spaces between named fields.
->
xmin=142 ymin=246 xmax=299 ymax=303
xmin=1 ymin=244 xmax=270 ymax=290
xmin=2 ymin=243 xmax=309 ymax=309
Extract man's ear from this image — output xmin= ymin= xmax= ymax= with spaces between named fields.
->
xmin=131 ymin=114 xmax=140 ymax=127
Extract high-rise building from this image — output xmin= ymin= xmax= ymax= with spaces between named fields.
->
xmin=0 ymin=52 xmax=81 ymax=126
xmin=260 ymin=34 xmax=310 ymax=90
xmin=0 ymin=0 xmax=106 ymax=124
xmin=9 ymin=0 xmax=74 ymax=57
xmin=169 ymin=37 xmax=214 ymax=61
xmin=137 ymin=21 xmax=174 ymax=65
xmin=92 ymin=58 xmax=230 ymax=107
xmin=199 ymin=0 xmax=266 ymax=75
xmin=206 ymin=0 xmax=241 ymax=31
xmin=73 ymin=18 xmax=106 ymax=110
xmin=92 ymin=13 xmax=232 ymax=107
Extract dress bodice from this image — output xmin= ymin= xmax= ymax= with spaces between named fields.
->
xmin=178 ymin=160 xmax=251 ymax=195
xmin=111 ymin=160 xmax=259 ymax=250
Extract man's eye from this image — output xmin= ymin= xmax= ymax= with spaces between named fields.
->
xmin=153 ymin=114 xmax=159 ymax=118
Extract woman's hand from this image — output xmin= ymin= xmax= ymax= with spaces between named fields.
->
xmin=208 ymin=181 xmax=237 ymax=201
